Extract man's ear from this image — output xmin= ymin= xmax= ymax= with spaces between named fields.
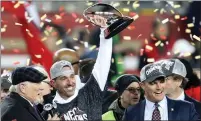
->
xmin=50 ymin=80 xmax=56 ymax=88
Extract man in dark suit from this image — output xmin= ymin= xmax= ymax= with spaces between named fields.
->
xmin=123 ymin=62 xmax=200 ymax=121
xmin=1 ymin=66 xmax=49 ymax=121
xmin=158 ymin=59 xmax=201 ymax=116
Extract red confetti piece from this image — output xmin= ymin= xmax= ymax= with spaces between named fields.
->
xmin=13 ymin=49 xmax=20 ymax=53
xmin=181 ymin=16 xmax=187 ymax=20
xmin=151 ymin=35 xmax=157 ymax=41
xmin=128 ymin=25 xmax=135 ymax=30
xmin=136 ymin=34 xmax=142 ymax=39
xmin=160 ymin=35 xmax=167 ymax=40
xmin=72 ymin=13 xmax=77 ymax=18
xmin=13 ymin=61 xmax=20 ymax=65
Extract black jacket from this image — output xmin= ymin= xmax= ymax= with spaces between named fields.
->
xmin=1 ymin=92 xmax=45 ymax=121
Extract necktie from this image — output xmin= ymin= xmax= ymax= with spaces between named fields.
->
xmin=152 ymin=103 xmax=161 ymax=121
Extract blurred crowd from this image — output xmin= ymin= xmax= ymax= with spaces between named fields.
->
xmin=1 ymin=1 xmax=201 ymax=121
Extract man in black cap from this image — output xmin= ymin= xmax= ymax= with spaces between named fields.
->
xmin=123 ymin=62 xmax=200 ymax=121
xmin=102 ymin=74 xmax=142 ymax=121
xmin=1 ymin=66 xmax=48 ymax=121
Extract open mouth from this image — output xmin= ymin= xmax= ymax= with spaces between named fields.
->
xmin=154 ymin=91 xmax=163 ymax=95
xmin=65 ymin=86 xmax=74 ymax=91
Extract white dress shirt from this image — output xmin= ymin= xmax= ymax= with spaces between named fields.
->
xmin=144 ymin=96 xmax=168 ymax=120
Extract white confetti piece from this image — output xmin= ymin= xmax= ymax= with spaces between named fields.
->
xmin=174 ymin=15 xmax=180 ymax=19
xmin=155 ymin=41 xmax=161 ymax=46
xmin=56 ymin=39 xmax=63 ymax=45
xmin=15 ymin=23 xmax=23 ymax=26
xmin=187 ymin=23 xmax=194 ymax=28
xmin=113 ymin=2 xmax=120 ymax=7
xmin=35 ymin=55 xmax=41 ymax=58
xmin=41 ymin=14 xmax=47 ymax=20
xmin=154 ymin=9 xmax=159 ymax=12
xmin=123 ymin=36 xmax=131 ymax=40
xmin=185 ymin=29 xmax=191 ymax=33
xmin=193 ymin=35 xmax=200 ymax=41
xmin=145 ymin=45 xmax=153 ymax=51
xmin=147 ymin=58 xmax=155 ymax=63
xmin=174 ymin=4 xmax=181 ymax=8
xmin=162 ymin=18 xmax=169 ymax=24
xmin=195 ymin=55 xmax=200 ymax=59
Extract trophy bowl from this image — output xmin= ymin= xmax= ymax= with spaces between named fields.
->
xmin=83 ymin=3 xmax=134 ymax=39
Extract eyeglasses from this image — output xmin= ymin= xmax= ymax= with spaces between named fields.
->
xmin=125 ymin=88 xmax=141 ymax=93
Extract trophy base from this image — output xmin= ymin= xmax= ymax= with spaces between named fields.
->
xmin=104 ymin=16 xmax=133 ymax=39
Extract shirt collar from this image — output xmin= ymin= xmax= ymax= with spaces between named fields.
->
xmin=53 ymin=89 xmax=78 ymax=104
xmin=145 ymin=96 xmax=167 ymax=109
xmin=175 ymin=90 xmax=185 ymax=100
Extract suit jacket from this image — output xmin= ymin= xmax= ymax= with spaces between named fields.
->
xmin=123 ymin=97 xmax=200 ymax=121
xmin=185 ymin=93 xmax=201 ymax=117
xmin=1 ymin=92 xmax=45 ymax=121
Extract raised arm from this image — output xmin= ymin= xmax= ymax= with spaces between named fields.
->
xmin=92 ymin=27 xmax=113 ymax=91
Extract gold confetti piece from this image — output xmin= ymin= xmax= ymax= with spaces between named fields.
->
xmin=190 ymin=34 xmax=193 ymax=40
xmin=160 ymin=8 xmax=166 ymax=14
xmin=145 ymin=45 xmax=153 ymax=51
xmin=195 ymin=55 xmax=200 ymax=59
xmin=56 ymin=39 xmax=63 ymax=45
xmin=89 ymin=45 xmax=97 ymax=50
xmin=111 ymin=58 xmax=114 ymax=63
xmin=14 ymin=2 xmax=20 ymax=8
xmin=185 ymin=29 xmax=191 ymax=33
xmin=123 ymin=36 xmax=131 ymax=40
xmin=170 ymin=9 xmax=175 ymax=14
xmin=86 ymin=2 xmax=93 ymax=6
xmin=132 ymin=1 xmax=140 ymax=9
xmin=132 ymin=14 xmax=139 ymax=20
xmin=19 ymin=1 xmax=25 ymax=4
xmin=26 ymin=58 xmax=30 ymax=66
xmin=191 ymin=42 xmax=195 ymax=46
xmin=160 ymin=43 xmax=164 ymax=47
xmin=154 ymin=9 xmax=159 ymax=12
xmin=174 ymin=4 xmax=181 ymax=8
xmin=35 ymin=55 xmax=41 ymax=58
xmin=167 ymin=52 xmax=171 ymax=56
xmin=177 ymin=26 xmax=180 ymax=32
xmin=127 ymin=1 xmax=130 ymax=5
xmin=79 ymin=18 xmax=84 ymax=23
xmin=187 ymin=23 xmax=194 ymax=28
xmin=193 ymin=35 xmax=201 ymax=41
xmin=41 ymin=37 xmax=47 ymax=41
xmin=75 ymin=18 xmax=80 ymax=23
xmin=184 ymin=52 xmax=191 ymax=57
xmin=113 ymin=2 xmax=120 ymax=7
xmin=147 ymin=58 xmax=155 ymax=63
xmin=1 ymin=28 xmax=6 ymax=32
xmin=175 ymin=15 xmax=180 ymax=19
xmin=117 ymin=61 xmax=123 ymax=64
xmin=84 ymin=42 xmax=88 ymax=48
xmin=15 ymin=23 xmax=23 ymax=26
xmin=145 ymin=38 xmax=148 ymax=45
xmin=123 ymin=8 xmax=130 ymax=12
xmin=73 ymin=38 xmax=78 ymax=41
xmin=162 ymin=18 xmax=169 ymax=24
xmin=1 ymin=7 xmax=4 ymax=12
xmin=44 ymin=31 xmax=49 ymax=36
xmin=55 ymin=14 xmax=61 ymax=19
xmin=155 ymin=41 xmax=161 ymax=46
xmin=41 ymin=14 xmax=47 ymax=20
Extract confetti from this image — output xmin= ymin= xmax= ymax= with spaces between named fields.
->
xmin=147 ymin=58 xmax=155 ymax=63
xmin=79 ymin=18 xmax=84 ymax=23
xmin=145 ymin=38 xmax=148 ymax=44
xmin=185 ymin=29 xmax=191 ymax=33
xmin=84 ymin=42 xmax=89 ymax=48
xmin=40 ymin=22 xmax=44 ymax=28
xmin=13 ymin=49 xmax=20 ymax=53
xmin=187 ymin=23 xmax=194 ymax=28
xmin=26 ymin=58 xmax=30 ymax=66
xmin=35 ymin=55 xmax=42 ymax=58
xmin=166 ymin=41 xmax=169 ymax=45
xmin=117 ymin=61 xmax=123 ymax=64
xmin=154 ymin=9 xmax=159 ymax=12
xmin=55 ymin=14 xmax=61 ymax=20
xmin=132 ymin=1 xmax=140 ymax=9
xmin=162 ymin=18 xmax=169 ymax=24
xmin=111 ymin=58 xmax=114 ymax=63
xmin=13 ymin=61 xmax=20 ymax=65
xmin=190 ymin=34 xmax=193 ymax=40
xmin=44 ymin=31 xmax=49 ymax=36
xmin=73 ymin=38 xmax=78 ymax=41
xmin=14 ymin=2 xmax=20 ymax=8
xmin=15 ymin=23 xmax=23 ymax=26
xmin=86 ymin=2 xmax=93 ymax=6
xmin=132 ymin=14 xmax=139 ymax=21
xmin=56 ymin=39 xmax=63 ymax=45
xmin=193 ymin=35 xmax=201 ymax=41
xmin=167 ymin=52 xmax=171 ymax=56
xmin=136 ymin=34 xmax=142 ymax=39
xmin=89 ymin=45 xmax=97 ymax=50
xmin=170 ymin=9 xmax=175 ymax=14
xmin=123 ymin=8 xmax=130 ymax=12
xmin=173 ymin=4 xmax=181 ymax=8
xmin=41 ymin=14 xmax=47 ymax=20
xmin=123 ymin=36 xmax=131 ymax=40
xmin=177 ymin=26 xmax=180 ymax=32
xmin=75 ymin=18 xmax=80 ymax=23
xmin=1 ymin=28 xmax=6 ymax=32
xmin=1 ymin=45 xmax=5 ymax=50
xmin=41 ymin=37 xmax=47 ymax=41
xmin=169 ymin=19 xmax=176 ymax=24
xmin=195 ymin=55 xmax=200 ymax=59
xmin=127 ymin=1 xmax=130 ymax=5
xmin=181 ymin=16 xmax=187 ymax=20
xmin=74 ymin=46 xmax=80 ymax=50
xmin=72 ymin=13 xmax=77 ymax=18
xmin=160 ymin=43 xmax=164 ymax=47
xmin=174 ymin=15 xmax=180 ymax=19
xmin=145 ymin=45 xmax=153 ymax=51
xmin=127 ymin=25 xmax=135 ymax=30
xmin=67 ymin=29 xmax=71 ymax=34
xmin=113 ymin=2 xmax=120 ymax=7
xmin=155 ymin=41 xmax=161 ymax=46
xmin=1 ymin=7 xmax=4 ymax=12
xmin=85 ymin=25 xmax=89 ymax=28
xmin=160 ymin=8 xmax=166 ymax=14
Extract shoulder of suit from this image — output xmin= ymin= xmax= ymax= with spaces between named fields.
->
xmin=127 ymin=101 xmax=143 ymax=112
